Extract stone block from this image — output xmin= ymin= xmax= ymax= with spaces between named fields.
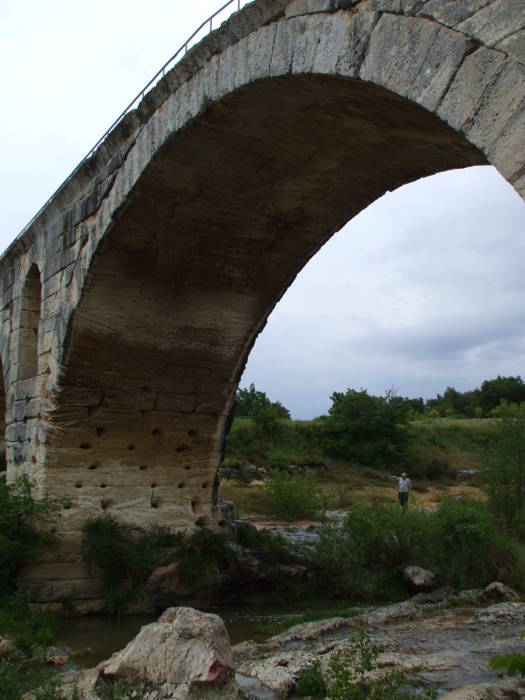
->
xmin=496 ymin=29 xmax=525 ymax=65
xmin=418 ymin=0 xmax=492 ymax=28
xmin=438 ymin=46 xmax=502 ymax=130
xmin=270 ymin=17 xmax=296 ymax=75
xmin=488 ymin=101 xmax=525 ymax=182
xmin=456 ymin=0 xmax=525 ymax=48
xmin=512 ymin=171 xmax=525 ymax=199
xmin=371 ymin=0 xmax=422 ymax=13
xmin=360 ymin=15 xmax=472 ymax=111
xmin=465 ymin=58 xmax=525 ymax=151
xmin=286 ymin=0 xmax=359 ymax=17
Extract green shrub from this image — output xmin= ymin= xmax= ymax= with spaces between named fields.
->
xmin=327 ymin=631 xmax=436 ymax=699
xmin=483 ymin=402 xmax=525 ymax=534
xmin=0 ymin=584 xmax=56 ymax=653
xmin=322 ymin=389 xmax=411 ymax=467
xmin=177 ymin=529 xmax=235 ymax=587
xmin=295 ymin=660 xmax=326 ymax=697
xmin=234 ymin=522 xmax=293 ymax=563
xmin=0 ymin=477 xmax=59 ymax=595
xmin=262 ymin=470 xmax=325 ymax=521
xmin=309 ymin=500 xmax=525 ymax=600
xmin=0 ymin=658 xmax=66 ymax=700
xmin=490 ymin=653 xmax=525 ymax=677
xmin=435 ymin=498 xmax=525 ymax=590
xmin=82 ymin=516 xmax=181 ymax=613
xmin=82 ymin=518 xmax=236 ymax=609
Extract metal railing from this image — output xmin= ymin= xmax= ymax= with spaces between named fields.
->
xmin=10 ymin=0 xmax=248 ymax=251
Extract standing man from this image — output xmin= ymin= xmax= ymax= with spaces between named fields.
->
xmin=397 ymin=472 xmax=411 ymax=509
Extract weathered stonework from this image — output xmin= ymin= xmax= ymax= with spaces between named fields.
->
xmin=0 ymin=0 xmax=523 ymax=603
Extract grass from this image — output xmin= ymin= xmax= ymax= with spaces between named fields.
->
xmin=221 ymin=417 xmax=492 ymax=519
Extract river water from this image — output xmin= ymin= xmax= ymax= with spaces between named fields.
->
xmin=54 ymin=603 xmax=357 ymax=669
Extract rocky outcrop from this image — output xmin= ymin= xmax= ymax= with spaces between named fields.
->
xmin=60 ymin=607 xmax=247 ymax=699
xmin=233 ymin=597 xmax=525 ymax=698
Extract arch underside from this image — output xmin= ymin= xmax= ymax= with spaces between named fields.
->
xmin=45 ymin=74 xmax=485 ymax=547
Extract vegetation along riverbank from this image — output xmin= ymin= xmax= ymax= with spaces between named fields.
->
xmin=0 ymin=377 xmax=524 ymax=697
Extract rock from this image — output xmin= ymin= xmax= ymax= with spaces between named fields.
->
xmin=63 ymin=607 xmax=246 ymax=699
xmin=363 ymin=600 xmax=422 ymax=625
xmin=441 ymin=678 xmax=525 ymax=698
xmin=288 ymin=462 xmax=327 ymax=476
xmin=456 ymin=469 xmax=478 ymax=481
xmin=233 ymin=545 xmax=308 ymax=584
xmin=147 ymin=562 xmax=204 ymax=600
xmin=0 ymin=635 xmax=13 ymax=656
xmin=402 ymin=565 xmax=438 ymax=592
xmin=456 ymin=589 xmax=484 ymax=605
xmin=45 ymin=646 xmax=71 ymax=666
xmin=219 ymin=501 xmax=238 ymax=524
xmin=483 ymin=581 xmax=520 ymax=602
xmin=476 ymin=602 xmax=525 ymax=624
xmin=411 ymin=586 xmax=455 ymax=607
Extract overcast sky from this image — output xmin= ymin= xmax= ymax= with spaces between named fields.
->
xmin=1 ymin=1 xmax=524 ymax=419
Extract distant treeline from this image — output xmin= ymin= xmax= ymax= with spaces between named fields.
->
xmin=235 ymin=375 xmax=525 ymax=421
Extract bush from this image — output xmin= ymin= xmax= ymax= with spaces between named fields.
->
xmin=176 ymin=529 xmax=235 ymax=587
xmin=262 ymin=470 xmax=326 ymax=521
xmin=308 ymin=500 xmax=525 ymax=600
xmin=234 ymin=522 xmax=293 ymax=563
xmin=0 ymin=477 xmax=58 ymax=596
xmin=82 ymin=516 xmax=181 ymax=612
xmin=326 ymin=631 xmax=437 ymax=699
xmin=82 ymin=518 xmax=237 ymax=610
xmin=435 ymin=498 xmax=524 ymax=590
xmin=483 ymin=402 xmax=525 ymax=534
xmin=295 ymin=660 xmax=326 ymax=697
xmin=322 ymin=389 xmax=411 ymax=466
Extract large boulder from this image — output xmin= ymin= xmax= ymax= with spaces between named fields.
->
xmin=482 ymin=581 xmax=520 ymax=602
xmin=61 ymin=607 xmax=247 ymax=699
xmin=402 ymin=565 xmax=438 ymax=592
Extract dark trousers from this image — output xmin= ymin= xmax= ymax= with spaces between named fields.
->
xmin=398 ymin=491 xmax=408 ymax=508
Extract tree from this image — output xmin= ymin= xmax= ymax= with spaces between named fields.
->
xmin=483 ymin=401 xmax=525 ymax=532
xmin=235 ymin=383 xmax=290 ymax=420
xmin=479 ymin=376 xmax=525 ymax=415
xmin=322 ymin=389 xmax=410 ymax=466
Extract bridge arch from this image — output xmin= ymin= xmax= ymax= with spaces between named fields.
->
xmin=8 ymin=0 xmax=523 ymax=601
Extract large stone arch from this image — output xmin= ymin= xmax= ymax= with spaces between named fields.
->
xmin=12 ymin=0 xmax=523 ymax=601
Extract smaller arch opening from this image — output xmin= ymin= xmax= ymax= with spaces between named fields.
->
xmin=18 ymin=264 xmax=42 ymax=381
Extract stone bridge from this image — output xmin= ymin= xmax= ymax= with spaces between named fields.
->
xmin=1 ymin=0 xmax=523 ymax=603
